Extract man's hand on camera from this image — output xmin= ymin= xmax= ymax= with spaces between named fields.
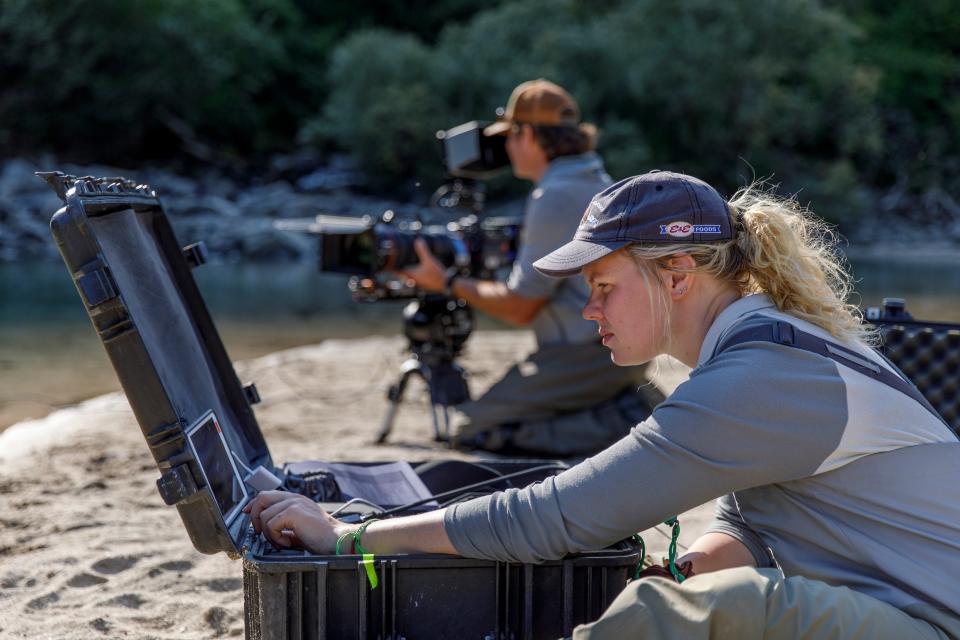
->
xmin=243 ymin=490 xmax=350 ymax=554
xmin=400 ymin=238 xmax=549 ymax=325
xmin=399 ymin=238 xmax=446 ymax=293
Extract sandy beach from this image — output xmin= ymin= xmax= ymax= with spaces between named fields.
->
xmin=0 ymin=331 xmax=708 ymax=639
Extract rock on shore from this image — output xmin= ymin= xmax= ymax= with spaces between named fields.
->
xmin=5 ymin=154 xmax=960 ymax=266
xmin=0 ymin=155 xmax=462 ymax=264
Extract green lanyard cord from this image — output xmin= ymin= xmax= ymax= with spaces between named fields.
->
xmin=632 ymin=516 xmax=684 ymax=583
xmin=664 ymin=517 xmax=685 ymax=583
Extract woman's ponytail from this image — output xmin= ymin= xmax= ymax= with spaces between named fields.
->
xmin=627 ymin=183 xmax=872 ymax=345
xmin=729 ymin=186 xmax=870 ymax=343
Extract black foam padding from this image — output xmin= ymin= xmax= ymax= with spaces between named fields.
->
xmin=878 ymin=323 xmax=960 ymax=434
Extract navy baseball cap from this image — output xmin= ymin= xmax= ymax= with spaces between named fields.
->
xmin=533 ymin=170 xmax=733 ymax=277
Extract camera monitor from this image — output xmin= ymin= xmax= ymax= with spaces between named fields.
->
xmin=438 ymin=121 xmax=509 ymax=179
xmin=185 ymin=411 xmax=248 ymax=526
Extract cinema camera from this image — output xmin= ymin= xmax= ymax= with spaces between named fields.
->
xmin=279 ymin=121 xmax=520 ymax=444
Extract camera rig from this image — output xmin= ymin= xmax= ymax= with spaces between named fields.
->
xmin=278 ymin=123 xmax=520 ymax=443
xmin=305 ymin=184 xmax=520 ymax=302
xmin=279 ymin=180 xmax=520 ymax=443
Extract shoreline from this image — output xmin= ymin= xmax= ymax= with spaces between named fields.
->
xmin=3 ymin=239 xmax=959 ymax=432
xmin=843 ymin=242 xmax=960 ymax=264
xmin=0 ymin=331 xmax=689 ymax=453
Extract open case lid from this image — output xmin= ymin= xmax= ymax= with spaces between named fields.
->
xmin=43 ymin=172 xmax=271 ymax=557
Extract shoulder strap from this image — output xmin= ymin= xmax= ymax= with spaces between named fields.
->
xmin=716 ymin=320 xmax=950 ymax=429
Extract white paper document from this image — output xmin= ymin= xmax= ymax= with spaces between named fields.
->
xmin=284 ymin=460 xmax=436 ymax=508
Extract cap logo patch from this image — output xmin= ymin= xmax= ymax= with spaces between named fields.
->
xmin=658 ymin=222 xmax=723 ymax=237
xmin=660 ymin=221 xmax=693 ymax=237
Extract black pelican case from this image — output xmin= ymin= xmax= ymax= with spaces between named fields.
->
xmin=43 ymin=173 xmax=641 ymax=640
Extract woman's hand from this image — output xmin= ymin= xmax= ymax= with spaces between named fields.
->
xmin=244 ymin=492 xmax=458 ymax=557
xmin=243 ymin=491 xmax=349 ymax=553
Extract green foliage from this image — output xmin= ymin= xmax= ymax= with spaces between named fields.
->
xmin=314 ymin=0 xmax=882 ymax=219
xmin=307 ymin=30 xmax=448 ymax=187
xmin=291 ymin=0 xmax=508 ymax=44
xmin=0 ymin=0 xmax=327 ymax=160
xmin=0 ymin=0 xmax=956 ymax=223
xmin=839 ymin=0 xmax=960 ymax=197
xmin=593 ymin=0 xmax=885 ymax=217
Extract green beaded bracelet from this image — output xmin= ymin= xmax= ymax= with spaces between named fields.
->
xmin=334 ymin=518 xmax=380 ymax=555
xmin=335 ymin=530 xmax=353 ymax=555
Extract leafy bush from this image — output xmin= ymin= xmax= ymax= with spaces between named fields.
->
xmin=0 ymin=0 xmax=954 ymax=225
xmin=840 ymin=0 xmax=960 ymax=207
xmin=594 ymin=0 xmax=882 ymax=217
xmin=0 ymin=0 xmax=326 ymax=161
xmin=307 ymin=30 xmax=448 ymax=188
xmin=312 ymin=0 xmax=881 ymax=219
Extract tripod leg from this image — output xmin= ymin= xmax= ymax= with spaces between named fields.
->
xmin=429 ymin=404 xmax=447 ymax=443
xmin=376 ymin=360 xmax=424 ymax=444
xmin=423 ymin=362 xmax=468 ymax=443
xmin=437 ymin=404 xmax=453 ymax=445
xmin=376 ymin=384 xmax=403 ymax=444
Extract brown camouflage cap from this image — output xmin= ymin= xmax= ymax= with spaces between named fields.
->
xmin=483 ymin=79 xmax=582 ymax=136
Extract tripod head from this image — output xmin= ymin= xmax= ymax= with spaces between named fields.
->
xmin=402 ymin=294 xmax=473 ymax=361
xmin=401 ymin=294 xmax=473 ymax=407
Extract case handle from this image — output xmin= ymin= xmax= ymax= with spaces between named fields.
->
xmin=244 ymin=383 xmax=261 ymax=406
xmin=182 ymin=241 xmax=209 ymax=268
xmin=76 ymin=268 xmax=118 ymax=307
xmin=156 ymin=463 xmax=199 ymax=506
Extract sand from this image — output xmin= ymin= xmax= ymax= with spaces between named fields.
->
xmin=0 ymin=331 xmax=707 ymax=639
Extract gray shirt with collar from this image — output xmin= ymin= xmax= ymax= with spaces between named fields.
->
xmin=506 ymin=152 xmax=610 ymax=347
xmin=444 ymin=294 xmax=960 ymax=613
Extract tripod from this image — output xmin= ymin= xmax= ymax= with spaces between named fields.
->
xmin=376 ymin=295 xmax=473 ymax=444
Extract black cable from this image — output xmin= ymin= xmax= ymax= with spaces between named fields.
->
xmin=441 ymin=460 xmax=505 ymax=477
xmin=439 ymin=491 xmax=490 ymax=507
xmin=415 ymin=459 xmax=506 ymax=479
xmin=365 ymin=463 xmax=567 ymax=520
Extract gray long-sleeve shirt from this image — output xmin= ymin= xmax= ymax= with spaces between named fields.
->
xmin=506 ymin=152 xmax=610 ymax=347
xmin=444 ymin=294 xmax=960 ymax=612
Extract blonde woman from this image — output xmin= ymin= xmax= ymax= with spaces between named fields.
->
xmin=247 ymin=171 xmax=960 ymax=639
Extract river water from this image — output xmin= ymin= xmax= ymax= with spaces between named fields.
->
xmin=2 ymin=255 xmax=959 ymax=430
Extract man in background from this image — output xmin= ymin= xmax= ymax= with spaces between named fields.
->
xmin=403 ymin=79 xmax=660 ymax=455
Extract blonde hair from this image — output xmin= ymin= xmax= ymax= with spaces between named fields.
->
xmin=626 ymin=183 xmax=873 ymax=345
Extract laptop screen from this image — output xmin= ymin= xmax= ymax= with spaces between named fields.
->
xmin=185 ymin=411 xmax=248 ymax=526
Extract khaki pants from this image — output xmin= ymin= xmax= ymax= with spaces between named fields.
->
xmin=455 ymin=340 xmax=659 ymax=455
xmin=572 ymin=567 xmax=960 ymax=640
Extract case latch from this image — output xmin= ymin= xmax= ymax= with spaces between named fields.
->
xmin=182 ymin=241 xmax=209 ymax=268
xmin=244 ymin=383 xmax=261 ymax=406
xmin=77 ymin=268 xmax=118 ymax=307
xmin=156 ymin=463 xmax=199 ymax=506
